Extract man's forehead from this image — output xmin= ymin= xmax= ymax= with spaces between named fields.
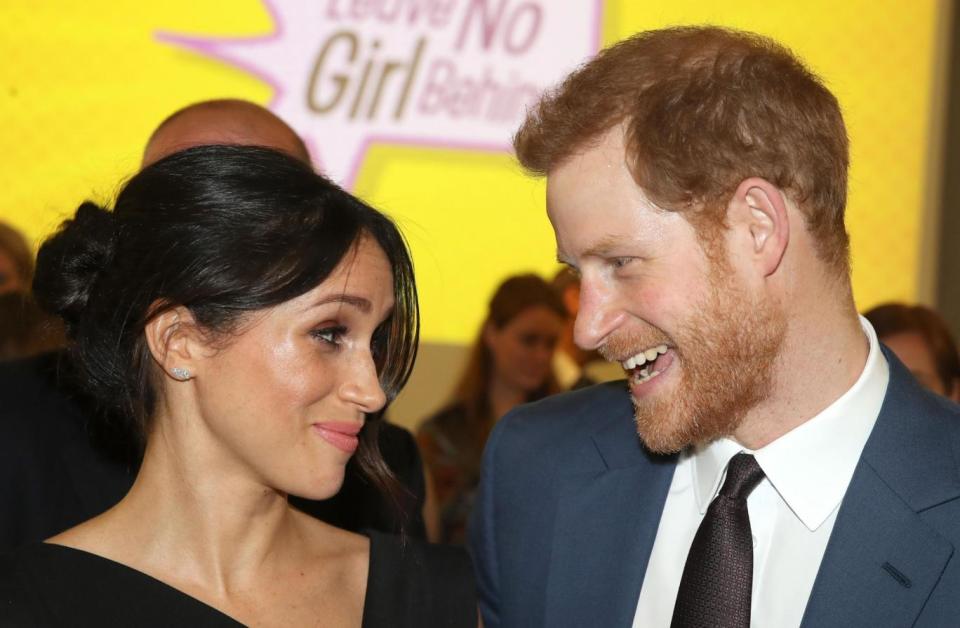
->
xmin=550 ymin=187 xmax=688 ymax=270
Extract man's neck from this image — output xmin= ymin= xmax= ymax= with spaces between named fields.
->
xmin=733 ymin=298 xmax=869 ymax=450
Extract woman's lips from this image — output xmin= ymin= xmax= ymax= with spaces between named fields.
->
xmin=312 ymin=421 xmax=362 ymax=454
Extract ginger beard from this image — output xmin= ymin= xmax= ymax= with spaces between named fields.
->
xmin=602 ymin=261 xmax=787 ymax=454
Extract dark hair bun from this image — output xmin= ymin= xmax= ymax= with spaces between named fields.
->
xmin=33 ymin=201 xmax=117 ymax=330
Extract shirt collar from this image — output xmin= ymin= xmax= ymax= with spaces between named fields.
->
xmin=691 ymin=316 xmax=890 ymax=531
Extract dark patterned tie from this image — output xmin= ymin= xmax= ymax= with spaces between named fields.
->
xmin=671 ymin=453 xmax=766 ymax=628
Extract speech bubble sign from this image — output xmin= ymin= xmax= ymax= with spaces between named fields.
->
xmin=157 ymin=0 xmax=602 ymax=188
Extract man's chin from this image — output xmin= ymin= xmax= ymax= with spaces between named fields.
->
xmin=632 ymin=406 xmax=699 ymax=454
xmin=632 ymin=402 xmax=744 ymax=455
xmin=629 ymin=376 xmax=700 ymax=453
xmin=635 ymin=423 xmax=698 ymax=454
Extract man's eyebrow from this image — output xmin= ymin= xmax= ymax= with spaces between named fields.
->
xmin=561 ymin=235 xmax=625 ymax=263
xmin=310 ymin=294 xmax=372 ymax=313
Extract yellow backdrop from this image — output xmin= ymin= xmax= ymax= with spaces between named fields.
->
xmin=0 ymin=1 xmax=947 ymax=344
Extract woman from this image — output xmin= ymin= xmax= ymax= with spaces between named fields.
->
xmin=0 ymin=290 xmax=65 ymax=360
xmin=418 ymin=274 xmax=566 ymax=544
xmin=0 ymin=146 xmax=475 ymax=626
xmin=0 ymin=221 xmax=66 ymax=360
xmin=865 ymin=302 xmax=960 ymax=401
xmin=0 ymin=221 xmax=33 ymax=295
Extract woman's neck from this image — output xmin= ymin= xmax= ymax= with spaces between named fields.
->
xmin=96 ymin=408 xmax=301 ymax=595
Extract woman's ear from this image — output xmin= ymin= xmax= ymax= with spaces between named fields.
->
xmin=143 ymin=305 xmax=204 ymax=381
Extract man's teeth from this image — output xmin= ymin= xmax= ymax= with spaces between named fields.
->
xmin=635 ymin=368 xmax=661 ymax=384
xmin=621 ymin=344 xmax=668 ymax=370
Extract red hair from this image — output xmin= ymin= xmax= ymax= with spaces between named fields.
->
xmin=515 ymin=26 xmax=850 ymax=273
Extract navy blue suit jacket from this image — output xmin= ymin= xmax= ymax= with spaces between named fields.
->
xmin=469 ymin=353 xmax=960 ymax=627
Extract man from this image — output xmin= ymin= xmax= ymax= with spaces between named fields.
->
xmin=0 ymin=99 xmax=426 ymax=551
xmin=140 ymin=98 xmax=311 ymax=167
xmin=470 ymin=27 xmax=960 ymax=627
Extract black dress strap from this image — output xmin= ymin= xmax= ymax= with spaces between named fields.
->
xmin=0 ymin=544 xmax=243 ymax=627
xmin=362 ymin=530 xmax=477 ymax=628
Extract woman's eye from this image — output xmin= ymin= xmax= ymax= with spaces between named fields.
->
xmin=519 ymin=334 xmax=539 ymax=348
xmin=312 ymin=326 xmax=346 ymax=346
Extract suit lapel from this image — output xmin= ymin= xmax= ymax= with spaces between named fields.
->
xmin=800 ymin=463 xmax=954 ymax=627
xmin=802 ymin=354 xmax=960 ymax=627
xmin=544 ymin=411 xmax=676 ymax=628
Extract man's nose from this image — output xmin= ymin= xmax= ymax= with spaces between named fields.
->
xmin=573 ymin=280 xmax=623 ymax=350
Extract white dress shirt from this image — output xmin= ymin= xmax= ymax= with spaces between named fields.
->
xmin=633 ymin=317 xmax=890 ymax=627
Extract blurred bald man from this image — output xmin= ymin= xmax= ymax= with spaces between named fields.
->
xmin=1 ymin=100 xmax=428 ymax=551
xmin=142 ymin=99 xmax=311 ymax=167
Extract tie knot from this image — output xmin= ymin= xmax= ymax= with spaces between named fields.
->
xmin=718 ymin=453 xmax=765 ymax=500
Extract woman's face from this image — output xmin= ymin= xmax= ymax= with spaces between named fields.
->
xmin=881 ymin=331 xmax=949 ymax=396
xmin=485 ymin=305 xmax=565 ymax=394
xmin=0 ymin=250 xmax=24 ymax=295
xmin=188 ymin=236 xmax=395 ymax=500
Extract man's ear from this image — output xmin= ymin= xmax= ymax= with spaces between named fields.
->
xmin=730 ymin=177 xmax=790 ymax=277
xmin=143 ymin=304 xmax=205 ymax=381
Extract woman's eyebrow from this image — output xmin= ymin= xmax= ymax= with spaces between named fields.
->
xmin=309 ymin=294 xmax=372 ymax=313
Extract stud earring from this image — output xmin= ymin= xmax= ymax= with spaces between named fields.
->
xmin=171 ymin=367 xmax=191 ymax=381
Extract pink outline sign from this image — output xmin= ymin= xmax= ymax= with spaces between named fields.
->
xmin=157 ymin=0 xmax=603 ymax=189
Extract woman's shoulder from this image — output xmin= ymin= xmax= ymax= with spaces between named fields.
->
xmin=368 ymin=529 xmax=473 ymax=577
xmin=0 ymin=543 xmax=121 ymax=625
xmin=295 ymin=507 xmax=371 ymax=563
xmin=0 ymin=544 xmax=54 ymax=624
xmin=0 ymin=542 xmax=87 ymax=594
xmin=0 ymin=543 xmax=242 ymax=627
xmin=362 ymin=530 xmax=476 ymax=628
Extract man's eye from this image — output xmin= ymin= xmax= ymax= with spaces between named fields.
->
xmin=564 ymin=264 xmax=581 ymax=278
xmin=312 ymin=326 xmax=346 ymax=346
xmin=611 ymin=257 xmax=633 ymax=269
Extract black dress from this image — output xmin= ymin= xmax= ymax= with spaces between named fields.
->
xmin=0 ymin=531 xmax=476 ymax=627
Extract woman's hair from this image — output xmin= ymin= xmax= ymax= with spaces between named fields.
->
xmin=0 ymin=221 xmax=35 ymax=289
xmin=864 ymin=302 xmax=960 ymax=395
xmin=33 ymin=144 xmax=419 ymax=500
xmin=450 ymin=273 xmax=566 ymax=423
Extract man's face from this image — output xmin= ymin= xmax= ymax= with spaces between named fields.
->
xmin=546 ymin=126 xmax=786 ymax=453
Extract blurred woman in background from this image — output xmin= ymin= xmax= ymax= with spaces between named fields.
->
xmin=865 ymin=302 xmax=960 ymax=401
xmin=0 ymin=221 xmax=33 ymax=296
xmin=0 ymin=221 xmax=65 ymax=360
xmin=418 ymin=274 xmax=566 ymax=543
